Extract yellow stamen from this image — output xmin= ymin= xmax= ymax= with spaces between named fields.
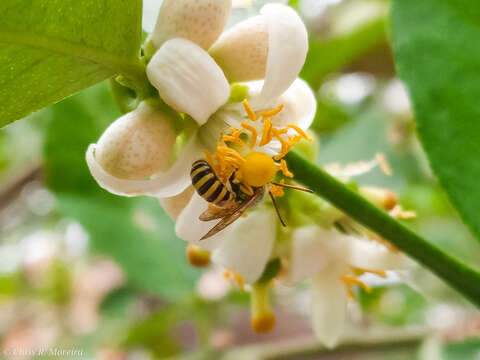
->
xmin=223 ymin=270 xmax=245 ymax=291
xmin=204 ymin=150 xmax=215 ymax=168
xmin=270 ymin=181 xmax=285 ymax=197
xmin=260 ymin=104 xmax=284 ymax=118
xmin=242 ymin=99 xmax=257 ymax=121
xmin=278 ymin=159 xmax=293 ymax=178
xmin=186 ymin=245 xmax=211 ymax=268
xmin=353 ymin=267 xmax=387 ymax=278
xmin=375 ymin=153 xmax=393 ymax=176
xmin=259 ymin=118 xmax=273 ymax=146
xmin=241 ymin=122 xmax=258 ymax=149
xmin=341 ymin=275 xmax=372 ymax=295
xmin=222 ymin=135 xmax=244 ymax=146
xmin=288 ymin=124 xmax=313 ymax=141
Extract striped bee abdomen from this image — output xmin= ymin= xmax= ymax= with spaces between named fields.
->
xmin=190 ymin=160 xmax=234 ymax=206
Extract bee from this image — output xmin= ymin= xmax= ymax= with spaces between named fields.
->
xmin=190 ymin=152 xmax=313 ymax=240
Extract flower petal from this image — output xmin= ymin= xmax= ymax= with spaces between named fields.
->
xmin=289 ymin=226 xmax=329 ymax=283
xmin=269 ymin=78 xmax=316 ymax=130
xmin=252 ymin=4 xmax=308 ymax=107
xmin=149 ymin=0 xmax=231 ymax=50
xmin=349 ymin=239 xmax=414 ymax=271
xmin=210 ymin=15 xmax=269 ymax=83
xmin=86 ymin=133 xmax=203 ymax=198
xmin=147 ymin=39 xmax=230 ymax=125
xmin=175 ymin=192 xmax=230 ymax=251
xmin=311 ymin=273 xmax=347 ymax=348
xmin=160 ymin=186 xmax=195 ymax=221
xmin=288 ymin=226 xmax=352 ymax=283
xmin=212 ymin=210 xmax=276 ymax=283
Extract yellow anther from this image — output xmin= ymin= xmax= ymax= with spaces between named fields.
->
xmin=353 ymin=267 xmax=387 ymax=278
xmin=222 ymin=135 xmax=244 ymax=146
xmin=259 ymin=118 xmax=273 ymax=146
xmin=341 ymin=275 xmax=372 ymax=295
xmin=239 ymin=152 xmax=278 ymax=187
xmin=375 ymin=153 xmax=393 ymax=176
xmin=278 ymin=159 xmax=293 ymax=178
xmin=260 ymin=104 xmax=284 ymax=118
xmin=251 ymin=282 xmax=275 ymax=334
xmin=288 ymin=124 xmax=313 ymax=141
xmin=273 ymin=133 xmax=290 ymax=160
xmin=218 ymin=146 xmax=246 ymax=163
xmin=186 ymin=245 xmax=211 ymax=268
xmin=223 ymin=270 xmax=245 ymax=290
xmin=270 ymin=183 xmax=284 ymax=197
xmin=204 ymin=150 xmax=215 ymax=167
xmin=242 ymin=99 xmax=257 ymax=121
xmin=241 ymin=122 xmax=258 ymax=149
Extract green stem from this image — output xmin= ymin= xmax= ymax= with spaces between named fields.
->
xmin=285 ymin=151 xmax=480 ymax=307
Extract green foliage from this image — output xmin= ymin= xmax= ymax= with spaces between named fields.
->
xmin=0 ymin=0 xmax=144 ymax=127
xmin=392 ymin=0 xmax=480 ymax=242
xmin=443 ymin=339 xmax=480 ymax=360
xmin=358 ymin=285 xmax=427 ymax=326
xmin=43 ymin=83 xmax=199 ymax=301
xmin=301 ymin=17 xmax=387 ymax=88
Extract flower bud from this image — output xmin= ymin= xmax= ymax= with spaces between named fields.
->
xmin=95 ymin=102 xmax=177 ymax=180
xmin=210 ymin=15 xmax=269 ymax=83
xmin=359 ymin=186 xmax=398 ymax=211
xmin=149 ymin=0 xmax=232 ymax=51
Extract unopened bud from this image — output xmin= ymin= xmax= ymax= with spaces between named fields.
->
xmin=210 ymin=15 xmax=269 ymax=83
xmin=95 ymin=102 xmax=177 ymax=180
xmin=186 ymin=245 xmax=211 ymax=268
xmin=250 ymin=282 xmax=275 ymax=333
xmin=360 ymin=186 xmax=397 ymax=211
xmin=149 ymin=0 xmax=232 ymax=52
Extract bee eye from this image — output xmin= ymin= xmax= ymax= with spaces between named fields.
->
xmin=239 ymin=152 xmax=278 ymax=187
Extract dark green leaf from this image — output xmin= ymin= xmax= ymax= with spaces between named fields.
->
xmin=0 ymin=0 xmax=145 ymax=127
xmin=392 ymin=0 xmax=480 ymax=241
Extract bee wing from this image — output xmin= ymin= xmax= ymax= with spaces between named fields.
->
xmin=199 ymin=205 xmax=239 ymax=221
xmin=200 ymin=190 xmax=263 ymax=240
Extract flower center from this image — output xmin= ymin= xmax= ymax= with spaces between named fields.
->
xmin=239 ymin=151 xmax=278 ymax=187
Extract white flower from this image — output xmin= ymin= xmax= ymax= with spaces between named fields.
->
xmin=87 ymin=1 xmax=314 ymax=198
xmin=286 ymin=226 xmax=413 ymax=348
xmin=86 ymin=0 xmax=316 ymax=284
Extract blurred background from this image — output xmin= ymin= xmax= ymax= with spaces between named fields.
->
xmin=0 ymin=0 xmax=479 ymax=359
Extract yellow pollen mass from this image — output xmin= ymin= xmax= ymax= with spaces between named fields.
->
xmin=239 ymin=152 xmax=278 ymax=187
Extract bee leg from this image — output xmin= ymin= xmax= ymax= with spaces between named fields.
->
xmin=269 ymin=191 xmax=286 ymax=227
xmin=271 ymin=182 xmax=313 ymax=193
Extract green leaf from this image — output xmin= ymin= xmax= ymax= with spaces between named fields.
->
xmin=301 ymin=17 xmax=387 ymax=89
xmin=0 ymin=0 xmax=146 ymax=127
xmin=44 ymin=83 xmax=199 ymax=300
xmin=392 ymin=0 xmax=480 ymax=241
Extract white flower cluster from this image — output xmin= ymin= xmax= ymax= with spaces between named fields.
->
xmin=85 ymin=0 xmax=412 ymax=347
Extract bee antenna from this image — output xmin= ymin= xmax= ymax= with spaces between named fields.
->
xmin=271 ymin=182 xmax=313 ymax=193
xmin=269 ymin=191 xmax=286 ymax=227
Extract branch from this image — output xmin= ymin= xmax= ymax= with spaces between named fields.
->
xmin=223 ymin=326 xmax=431 ymax=360
xmin=0 ymin=164 xmax=43 ymax=211
xmin=285 ymin=151 xmax=480 ymax=307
